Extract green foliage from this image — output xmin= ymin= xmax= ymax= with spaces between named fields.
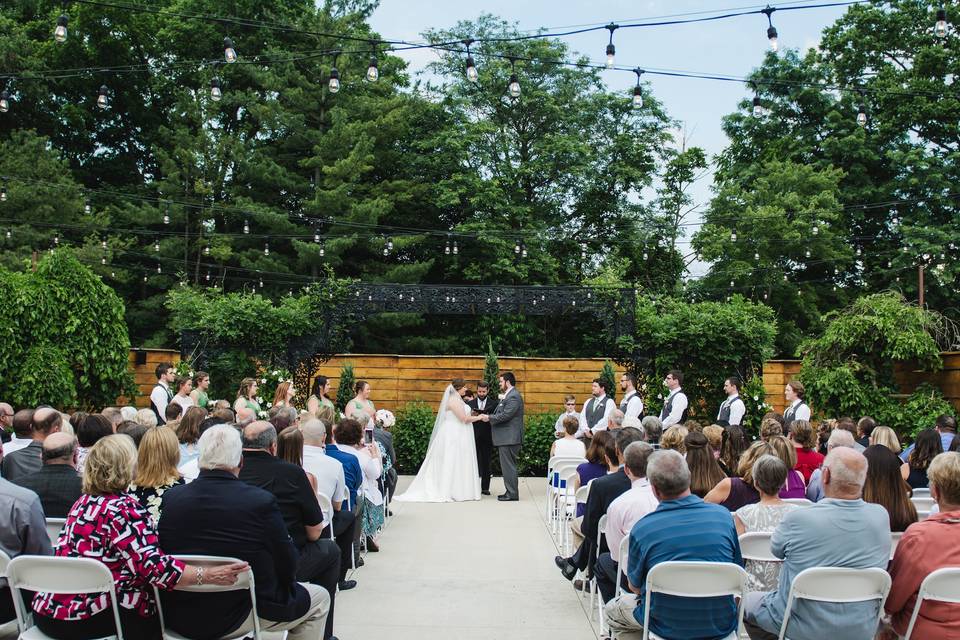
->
xmin=600 ymin=360 xmax=617 ymax=403
xmin=392 ymin=401 xmax=436 ymax=474
xmin=483 ymin=337 xmax=500 ymax=391
xmin=739 ymin=374 xmax=771 ymax=439
xmin=257 ymin=366 xmax=293 ymax=408
xmin=517 ymin=413 xmax=561 ymax=476
xmin=335 ymin=362 xmax=355 ymax=415
xmin=0 ymin=252 xmax=134 ymax=409
xmin=799 ymin=292 xmax=950 ymax=433
xmin=881 ymin=384 xmax=956 ymax=441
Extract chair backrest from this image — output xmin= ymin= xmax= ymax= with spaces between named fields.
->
xmin=317 ymin=492 xmax=333 ymax=524
xmin=613 ymin=535 xmax=631 ymax=598
xmin=45 ymin=517 xmax=66 ymax=545
xmin=911 ymin=487 xmax=930 ymax=497
xmin=574 ymin=485 xmax=590 ymax=504
xmin=778 ymin=567 xmax=891 ymax=640
xmin=911 ymin=496 xmax=936 ymax=511
xmin=738 ymin=532 xmax=780 ymax=563
xmin=0 ymin=548 xmax=8 ymax=576
xmin=917 ymin=510 xmax=931 ymax=521
xmin=7 ymin=555 xmax=125 ymax=639
xmin=642 ymin=561 xmax=748 ymax=640
xmin=890 ymin=532 xmax=903 ymax=559
xmin=903 ymin=567 xmax=960 ymax=639
xmin=547 ymin=456 xmax=585 ymax=474
xmin=782 ymin=498 xmax=813 ymax=507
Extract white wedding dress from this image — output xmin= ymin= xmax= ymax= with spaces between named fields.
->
xmin=394 ymin=385 xmax=481 ymax=502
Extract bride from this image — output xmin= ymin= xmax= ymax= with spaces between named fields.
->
xmin=394 ymin=379 xmax=483 ymax=502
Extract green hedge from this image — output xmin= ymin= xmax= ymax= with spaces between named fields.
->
xmin=392 ymin=401 xmax=557 ymax=477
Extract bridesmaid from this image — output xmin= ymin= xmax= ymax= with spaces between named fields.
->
xmin=307 ymin=376 xmax=336 ymax=418
xmin=345 ymin=380 xmax=375 ymax=423
xmin=273 ymin=381 xmax=296 ymax=409
xmin=233 ymin=377 xmax=261 ymax=415
xmin=189 ymin=371 xmax=211 ymax=411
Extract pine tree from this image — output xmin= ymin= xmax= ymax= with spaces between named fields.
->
xmin=335 ymin=362 xmax=355 ymax=415
xmin=483 ymin=337 xmax=500 ymax=391
xmin=600 ymin=359 xmax=617 ymax=403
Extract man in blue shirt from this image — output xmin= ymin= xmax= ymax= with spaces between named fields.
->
xmin=604 ymin=449 xmax=743 ymax=639
xmin=899 ymin=414 xmax=956 ymax=462
xmin=323 ymin=420 xmax=362 ymax=511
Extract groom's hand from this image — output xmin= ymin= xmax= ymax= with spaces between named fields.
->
xmin=479 ymin=414 xmax=490 ymax=422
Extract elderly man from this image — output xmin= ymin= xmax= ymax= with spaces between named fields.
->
xmin=235 ymin=406 xmax=256 ymax=428
xmin=595 ymin=441 xmax=657 ymax=603
xmin=604 ymin=449 xmax=742 ymax=639
xmin=2 ymin=407 xmax=61 ymax=482
xmin=13 ymin=432 xmax=82 ymax=518
xmin=158 ymin=425 xmax=330 ymax=640
xmin=607 ymin=409 xmax=626 ymax=432
xmin=0 ymin=402 xmax=13 ymax=444
xmin=0 ymin=471 xmax=52 ymax=625
xmin=640 ymin=416 xmax=663 ymax=447
xmin=805 ymin=428 xmax=856 ymax=502
xmin=744 ymin=447 xmax=890 ymax=640
xmin=2 ymin=408 xmax=34 ymax=457
xmin=239 ymin=422 xmax=343 ymax=640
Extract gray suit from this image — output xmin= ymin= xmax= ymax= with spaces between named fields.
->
xmin=488 ymin=387 xmax=524 ymax=499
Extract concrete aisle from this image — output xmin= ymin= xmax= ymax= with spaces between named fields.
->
xmin=335 ymin=475 xmax=598 ymax=640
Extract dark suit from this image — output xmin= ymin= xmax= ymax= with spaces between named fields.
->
xmin=373 ymin=427 xmax=397 ymax=500
xmin=467 ymin=395 xmax=498 ymax=492
xmin=13 ymin=464 xmax=82 ymax=518
xmin=570 ymin=468 xmax=632 ymax=573
xmin=157 ymin=470 xmax=312 ymax=640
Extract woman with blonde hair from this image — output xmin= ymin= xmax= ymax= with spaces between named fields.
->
xmin=760 ymin=416 xmax=783 ymax=441
xmin=660 ymin=425 xmax=688 ymax=454
xmin=788 ymin=420 xmax=824 ymax=483
xmin=705 ymin=440 xmax=777 ymax=511
xmin=131 ymin=427 xmax=184 ymax=524
xmin=870 ymin=425 xmax=902 ymax=454
xmin=234 ymin=377 xmax=261 ymax=414
xmin=273 ymin=380 xmax=296 ymax=409
xmin=767 ymin=435 xmax=806 ymax=498
xmin=31 ymin=435 xmax=246 ymax=638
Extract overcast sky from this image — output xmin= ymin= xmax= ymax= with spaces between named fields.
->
xmin=368 ymin=0 xmax=851 ymax=273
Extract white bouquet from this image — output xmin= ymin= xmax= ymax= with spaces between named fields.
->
xmin=375 ymin=409 xmax=396 ymax=429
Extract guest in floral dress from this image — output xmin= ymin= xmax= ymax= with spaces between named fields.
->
xmin=734 ymin=455 xmax=798 ymax=591
xmin=334 ymin=418 xmax=384 ymax=550
xmin=130 ymin=426 xmax=184 ymax=525
xmin=31 ymin=434 xmax=247 ymax=639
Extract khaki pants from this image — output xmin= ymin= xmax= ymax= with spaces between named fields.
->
xmin=604 ymin=593 xmax=646 ymax=640
xmin=224 ymin=582 xmax=330 ymax=640
xmin=571 ymin=515 xmax=585 ymax=547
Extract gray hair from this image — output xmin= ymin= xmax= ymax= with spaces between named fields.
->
xmin=199 ymin=425 xmax=243 ymax=470
xmin=42 ymin=433 xmax=77 ymax=462
xmin=824 ymin=447 xmax=868 ymax=490
xmin=301 ymin=418 xmax=327 ymax=445
xmin=241 ymin=422 xmax=277 ymax=450
xmin=827 ymin=428 xmax=856 ymax=449
xmin=646 ymin=449 xmax=691 ymax=498
xmin=120 ymin=406 xmax=138 ymax=422
xmin=751 ymin=454 xmax=788 ymax=496
xmin=641 ymin=416 xmax=663 ymax=442
xmin=135 ymin=408 xmax=158 ymax=428
xmin=623 ymin=441 xmax=654 ymax=478
xmin=609 ymin=410 xmax=625 ymax=428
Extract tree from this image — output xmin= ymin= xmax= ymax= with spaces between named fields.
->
xmin=482 ymin=337 xmax=500 ymax=391
xmin=335 ymin=362 xmax=355 ymax=415
xmin=599 ymin=360 xmax=617 ymax=403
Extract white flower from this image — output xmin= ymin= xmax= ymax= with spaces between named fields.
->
xmin=272 ymin=370 xmax=279 ymax=376
xmin=261 ymin=378 xmax=267 ymax=384
xmin=753 ymin=395 xmax=759 ymax=401
xmin=657 ymin=393 xmax=663 ymax=400
xmin=266 ymin=402 xmax=273 ymax=408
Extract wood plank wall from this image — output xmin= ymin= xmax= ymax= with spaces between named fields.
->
xmin=119 ymin=349 xmax=181 ymax=408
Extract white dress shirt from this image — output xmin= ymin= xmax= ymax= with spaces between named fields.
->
xmin=621 ymin=391 xmax=644 ymax=420
xmin=786 ymin=399 xmax=811 ymax=422
xmin=718 ymin=394 xmax=746 ymax=426
xmin=340 ymin=444 xmax=384 ymax=506
xmin=171 ymin=394 xmax=194 ymax=413
xmin=555 ymin=411 xmax=581 ymax=436
xmin=604 ymin=477 xmax=659 ymax=556
xmin=150 ymin=382 xmax=171 ymax=423
xmin=179 ymin=457 xmax=200 ymax=483
xmin=303 ymin=444 xmax=348 ymax=524
xmin=2 ymin=435 xmax=33 ymax=457
xmin=579 ymin=395 xmax=615 ymax=434
xmin=660 ymin=388 xmax=688 ymax=427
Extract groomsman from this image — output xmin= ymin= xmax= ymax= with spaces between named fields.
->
xmin=467 ymin=382 xmax=498 ymax=496
xmin=783 ymin=379 xmax=811 ymax=428
xmin=619 ymin=373 xmax=644 ymax=421
xmin=659 ymin=370 xmax=689 ymax=427
xmin=717 ymin=377 xmax=746 ymax=427
xmin=579 ymin=379 xmax=616 ymax=437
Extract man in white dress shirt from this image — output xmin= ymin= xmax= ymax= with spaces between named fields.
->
xmin=619 ymin=373 xmax=644 ymax=421
xmin=554 ymin=395 xmax=580 ymax=436
xmin=659 ymin=370 xmax=689 ymax=428
xmin=150 ymin=361 xmax=176 ymax=425
xmin=717 ymin=377 xmax=746 ymax=427
xmin=783 ymin=380 xmax=811 ymax=428
xmin=579 ymin=379 xmax=616 ymax=437
xmin=2 ymin=409 xmax=34 ymax=457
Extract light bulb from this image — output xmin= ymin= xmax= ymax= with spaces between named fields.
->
xmin=154 ymin=240 xmax=160 ymax=252
xmin=605 ymin=44 xmax=615 ymax=69
xmin=314 ymin=232 xmax=320 ymax=243
xmin=156 ymin=263 xmax=162 ymax=273
xmin=465 ymin=55 xmax=478 ymax=83
xmin=264 ymin=242 xmax=270 ymax=256
xmin=508 ymin=74 xmax=521 ymax=98
xmin=767 ymin=26 xmax=778 ymax=51
xmin=163 ymin=208 xmax=170 ymax=224
xmin=752 ymin=96 xmax=763 ymax=117
xmin=632 ymin=86 xmax=643 ymax=110
xmin=452 ymin=241 xmax=458 ymax=255
xmin=243 ymin=219 xmax=250 ymax=234
xmin=444 ymin=242 xmax=450 ymax=255
xmin=514 ymin=242 xmax=520 ymax=254
xmin=210 ymin=78 xmax=222 ymax=102
xmin=144 ymin=274 xmax=148 ymax=282
xmin=805 ymin=249 xmax=811 ymax=258
xmin=54 ymin=14 xmax=68 ymax=43
xmin=224 ymin=37 xmax=237 ymax=63
xmin=936 ymin=8 xmax=948 ymax=38
xmin=204 ymin=245 xmax=210 ymax=256
xmin=754 ymin=252 xmax=760 ymax=260
xmin=101 ymin=256 xmax=106 ymax=265
xmin=0 ymin=186 xmax=6 ymax=201
xmin=97 ymin=85 xmax=109 ymax=110
xmin=382 ymin=246 xmax=389 ymax=256
xmin=5 ymin=230 xmax=10 ymax=239
xmin=206 ymin=271 xmax=211 ymax=282
xmin=387 ymin=238 xmax=394 ymax=251
xmin=643 ymin=251 xmax=648 ymax=260
xmin=521 ymin=245 xmax=528 ymax=258
xmin=259 ymin=277 xmax=264 ymax=288
xmin=84 ymin=199 xmax=91 ymax=214
xmin=857 ymin=109 xmax=867 ymax=127
xmin=329 ymin=68 xmax=340 ymax=93
xmin=731 ymin=231 xmax=738 ymax=242
xmin=0 ymin=91 xmax=10 ymax=113
xmin=812 ymin=225 xmax=819 ymax=235
xmin=366 ymin=57 xmax=379 ymax=82
xmin=319 ymin=245 xmax=325 ymax=257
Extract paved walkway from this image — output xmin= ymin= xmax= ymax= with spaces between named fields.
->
xmin=336 ymin=475 xmax=598 ymax=640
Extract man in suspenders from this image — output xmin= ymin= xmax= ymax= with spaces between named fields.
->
xmin=619 ymin=373 xmax=644 ymax=421
xmin=783 ymin=379 xmax=811 ymax=429
xmin=717 ymin=377 xmax=746 ymax=427
xmin=659 ymin=370 xmax=689 ymax=427
xmin=150 ymin=362 xmax=176 ymax=425
xmin=579 ymin=378 xmax=615 ymax=437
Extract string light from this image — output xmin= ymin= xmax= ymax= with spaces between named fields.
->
xmin=605 ymin=24 xmax=618 ymax=68
xmin=101 ymin=239 xmax=107 ymax=250
xmin=632 ymin=68 xmax=644 ymax=110
xmin=154 ymin=239 xmax=160 ymax=252
xmin=319 ymin=244 xmax=325 ymax=257
xmin=507 ymin=58 xmax=520 ymax=99
xmin=812 ymin=223 xmax=819 ymax=235
xmin=163 ymin=203 xmax=170 ymax=224
xmin=263 ymin=241 xmax=270 ymax=256
xmin=223 ymin=37 xmax=237 ymax=63
xmin=464 ymin=39 xmax=478 ymax=83
xmin=752 ymin=96 xmax=763 ymax=117
xmin=0 ymin=183 xmax=6 ymax=201
xmin=84 ymin=199 xmax=91 ymax=214
xmin=313 ymin=230 xmax=320 ymax=243
xmin=0 ymin=91 xmax=10 ymax=114
xmin=54 ymin=13 xmax=68 ymax=43
xmin=97 ymin=85 xmax=109 ymax=110
xmin=936 ymin=7 xmax=948 ymax=39
xmin=210 ymin=77 xmax=222 ymax=101
xmin=366 ymin=42 xmax=379 ymax=82
xmin=156 ymin=262 xmax=162 ymax=273
xmin=730 ymin=231 xmax=738 ymax=242
xmin=857 ymin=102 xmax=867 ymax=127
xmin=580 ymin=244 xmax=587 ymax=261
xmin=329 ymin=51 xmax=341 ymax=94
xmin=452 ymin=239 xmax=458 ymax=255
xmin=243 ymin=219 xmax=250 ymax=234
xmin=761 ymin=5 xmax=778 ymax=51
xmin=203 ymin=244 xmax=210 ymax=255
xmin=206 ymin=270 xmax=211 ymax=282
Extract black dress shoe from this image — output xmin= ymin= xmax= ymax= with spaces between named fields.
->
xmin=555 ymin=555 xmax=577 ymax=580
xmin=497 ymin=495 xmax=518 ymax=501
xmin=338 ymin=579 xmax=358 ymax=591
xmin=354 ymin=556 xmax=365 ymax=567
xmin=482 ymin=490 xmax=491 ymax=495
xmin=366 ymin=536 xmax=380 ymax=552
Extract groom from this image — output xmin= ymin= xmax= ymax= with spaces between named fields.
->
xmin=480 ymin=372 xmax=524 ymax=502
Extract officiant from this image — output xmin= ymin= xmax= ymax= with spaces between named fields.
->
xmin=467 ymin=381 xmax=498 ymax=496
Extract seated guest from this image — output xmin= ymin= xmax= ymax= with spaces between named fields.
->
xmin=117 ymin=419 xmax=149 ymax=446
xmin=705 ymin=440 xmax=776 ymax=511
xmin=836 ymin=416 xmax=866 ymax=452
xmin=640 ymin=416 xmax=663 ymax=446
xmin=702 ymin=425 xmax=724 ymax=458
xmin=135 ymin=408 xmax=158 ymax=428
xmin=884 ymin=451 xmax=960 ymax=639
xmin=718 ymin=424 xmax=748 ymax=477
xmin=869 ymin=425 xmax=901 ymax=454
xmin=278 ymin=425 xmax=318 ymax=493
xmin=31 ymin=435 xmax=246 ymax=639
xmin=760 ymin=416 xmax=783 ymax=442
xmin=74 ymin=413 xmax=113 ymax=474
xmin=2 ymin=407 xmax=61 ymax=482
xmin=159 ymin=425 xmax=331 ymax=640
xmin=743 ymin=447 xmax=891 ymax=640
xmin=788 ymin=420 xmax=824 ymax=484
xmin=855 ymin=416 xmax=876 ymax=449
xmin=595 ymin=442 xmax=657 ymax=603
xmin=0 ymin=466 xmax=52 ymax=625
xmin=322 ymin=419 xmax=362 ymax=513
xmin=862 ymin=445 xmax=917 ymax=532
xmin=684 ymin=432 xmax=726 ymax=498
xmin=120 ymin=406 xmax=138 ymax=422
xmin=551 ymin=416 xmax=587 ymax=459
xmin=164 ymin=402 xmax=183 ymax=426
xmin=805 ymin=428 xmax=856 ymax=501
xmin=606 ymin=409 xmax=626 ymax=432
xmin=900 ymin=414 xmax=957 ymax=462
xmin=301 ymin=418 xmax=359 ymax=590
xmin=734 ymin=455 xmax=797 ymax=591
xmin=270 ymin=405 xmax=299 ymax=433
xmin=604 ymin=449 xmax=743 ymax=639
xmin=900 ymin=428 xmax=942 ymax=490
xmin=334 ymin=418 xmax=384 ymax=552
xmin=658 ymin=425 xmax=687 ymax=454
xmin=130 ymin=426 xmax=184 ymax=524
xmin=235 ymin=406 xmax=256 ymax=428
xmin=13 ymin=432 xmax=82 ymax=518
xmin=178 ymin=416 xmax=229 ymax=482
xmin=371 ymin=414 xmax=397 ymax=501
xmin=767 ymin=435 xmax=806 ymax=498
xmin=570 ymin=431 xmax=617 ymax=549
xmin=555 ymin=429 xmax=645 ymax=583
xmin=239 ymin=421 xmax=342 ymax=639
xmin=175 ymin=406 xmax=206 ymax=467
xmin=2 ymin=408 xmax=34 ymax=457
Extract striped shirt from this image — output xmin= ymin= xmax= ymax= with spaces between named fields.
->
xmin=627 ymin=494 xmax=743 ymax=638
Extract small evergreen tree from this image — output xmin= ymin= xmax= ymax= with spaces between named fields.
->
xmin=600 ymin=359 xmax=617 ymax=403
xmin=483 ymin=337 xmax=500 ymax=391
xmin=335 ymin=362 xmax=355 ymax=415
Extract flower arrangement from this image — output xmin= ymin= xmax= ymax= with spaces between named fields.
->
xmin=375 ymin=409 xmax=396 ymax=429
xmin=255 ymin=366 xmax=293 ymax=410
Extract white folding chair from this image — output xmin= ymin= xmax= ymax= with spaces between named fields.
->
xmin=44 ymin=518 xmax=65 ymax=546
xmin=903 ymin=567 xmax=960 ymax=639
xmin=153 ymin=555 xmax=259 ymax=640
xmin=316 ymin=493 xmax=335 ymax=539
xmin=592 ymin=514 xmax=608 ymax=630
xmin=781 ymin=498 xmax=813 ymax=507
xmin=910 ymin=487 xmax=930 ymax=497
xmin=917 ymin=510 xmax=931 ymax=521
xmin=890 ymin=532 xmax=903 ymax=560
xmin=545 ymin=456 xmax=586 ymax=525
xmin=613 ymin=534 xmax=630 ymax=599
xmin=558 ymin=468 xmax=580 ymax=553
xmin=738 ymin=531 xmax=780 ymax=563
xmin=777 ymin=567 xmax=891 ymax=640
xmin=911 ymin=496 xmax=936 ymax=512
xmin=641 ymin=561 xmax=749 ymax=640
xmin=0 ymin=549 xmax=17 ymax=638
xmin=7 ymin=555 xmax=124 ymax=640
xmin=549 ymin=460 xmax=584 ymax=534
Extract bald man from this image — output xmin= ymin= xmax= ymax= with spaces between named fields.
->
xmin=3 ymin=408 xmax=34 ymax=457
xmin=744 ymin=447 xmax=890 ymax=640
xmin=0 ymin=402 xmax=13 ymax=444
xmin=235 ymin=406 xmax=256 ymax=428
xmin=2 ymin=407 xmax=61 ymax=482
xmin=13 ymin=432 xmax=82 ymax=518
